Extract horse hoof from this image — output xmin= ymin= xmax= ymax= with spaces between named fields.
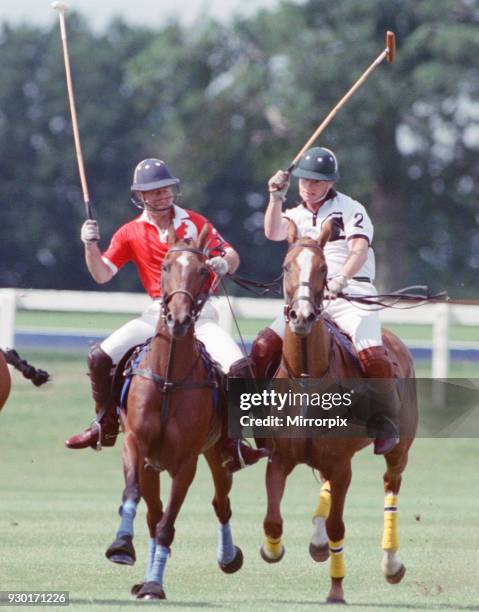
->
xmin=131 ymin=582 xmax=144 ymax=596
xmin=326 ymin=595 xmax=346 ymax=604
xmin=386 ymin=563 xmax=406 ymax=584
xmin=218 ymin=546 xmax=243 ymax=574
xmin=260 ymin=544 xmax=285 ymax=564
xmin=105 ymin=535 xmax=136 ymax=566
xmin=136 ymin=581 xmax=166 ymax=600
xmin=309 ymin=542 xmax=329 ymax=563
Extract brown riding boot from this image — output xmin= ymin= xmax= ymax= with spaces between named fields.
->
xmin=221 ymin=438 xmax=270 ymax=473
xmin=65 ymin=345 xmax=119 ymax=450
xmin=358 ymin=346 xmax=400 ymax=455
xmin=223 ymin=355 xmax=271 ymax=472
xmin=250 ymin=327 xmax=283 ymax=378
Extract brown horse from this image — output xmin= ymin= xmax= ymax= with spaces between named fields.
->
xmin=0 ymin=351 xmax=11 ymax=410
xmin=105 ymin=224 xmax=243 ymax=600
xmin=0 ymin=348 xmax=49 ymax=411
xmin=260 ymin=221 xmax=417 ymax=603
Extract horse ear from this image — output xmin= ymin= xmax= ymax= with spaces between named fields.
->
xmin=197 ymin=224 xmax=210 ymax=251
xmin=167 ymin=223 xmax=178 ymax=245
xmin=318 ymin=220 xmax=332 ymax=248
xmin=287 ymin=220 xmax=298 ymax=245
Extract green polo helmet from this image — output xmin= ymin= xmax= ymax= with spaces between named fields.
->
xmin=292 ymin=147 xmax=340 ymax=181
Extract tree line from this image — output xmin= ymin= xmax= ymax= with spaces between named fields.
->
xmin=0 ymin=0 xmax=477 ymax=297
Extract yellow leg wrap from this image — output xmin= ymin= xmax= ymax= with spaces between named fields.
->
xmin=264 ymin=535 xmax=282 ymax=556
xmin=382 ymin=493 xmax=399 ymax=551
xmin=329 ymin=539 xmax=345 ymax=578
xmin=313 ymin=480 xmax=331 ymax=520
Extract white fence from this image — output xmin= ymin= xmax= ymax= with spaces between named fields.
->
xmin=1 ymin=288 xmax=478 ymax=378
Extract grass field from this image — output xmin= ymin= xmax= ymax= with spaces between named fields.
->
xmin=1 ymin=353 xmax=478 ymax=611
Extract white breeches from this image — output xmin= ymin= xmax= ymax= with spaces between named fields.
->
xmin=269 ymin=280 xmax=382 ymax=352
xmin=100 ymin=297 xmax=243 ymax=372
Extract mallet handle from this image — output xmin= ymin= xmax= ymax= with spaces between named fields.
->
xmin=55 ymin=7 xmax=93 ymax=219
xmin=288 ymin=32 xmax=395 ymax=172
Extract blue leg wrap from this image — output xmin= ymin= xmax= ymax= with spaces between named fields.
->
xmin=117 ymin=499 xmax=137 ymax=539
xmin=217 ymin=523 xmax=235 ymax=564
xmin=146 ymin=545 xmax=169 ymax=585
xmin=145 ymin=538 xmax=157 ymax=579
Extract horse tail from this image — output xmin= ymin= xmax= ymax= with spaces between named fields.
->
xmin=0 ymin=349 xmax=50 ymax=386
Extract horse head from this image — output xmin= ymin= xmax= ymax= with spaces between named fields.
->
xmin=282 ymin=220 xmax=331 ymax=337
xmin=160 ymin=223 xmax=213 ymax=338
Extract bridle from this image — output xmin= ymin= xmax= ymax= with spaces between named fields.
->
xmin=283 ymin=241 xmax=328 ymax=324
xmin=160 ymin=246 xmax=213 ymax=323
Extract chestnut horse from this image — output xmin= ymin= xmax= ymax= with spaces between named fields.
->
xmin=0 ymin=348 xmax=49 ymax=410
xmin=106 ymin=224 xmax=243 ymax=600
xmin=0 ymin=351 xmax=11 ymax=411
xmin=260 ymin=222 xmax=417 ymax=604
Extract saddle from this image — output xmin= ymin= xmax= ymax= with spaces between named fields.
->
xmin=113 ymin=339 xmax=225 ymax=454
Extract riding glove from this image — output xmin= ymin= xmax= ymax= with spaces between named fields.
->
xmin=325 ymin=274 xmax=349 ymax=299
xmin=207 ymin=256 xmax=229 ymax=278
xmin=81 ymin=219 xmax=100 ymax=245
xmin=268 ymin=170 xmax=290 ymax=200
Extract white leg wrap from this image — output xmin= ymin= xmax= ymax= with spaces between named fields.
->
xmin=382 ymin=550 xmax=403 ymax=576
xmin=310 ymin=516 xmax=328 ymax=547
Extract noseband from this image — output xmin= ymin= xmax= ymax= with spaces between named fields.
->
xmin=283 ymin=241 xmax=327 ymax=324
xmin=161 ymin=246 xmax=212 ymax=322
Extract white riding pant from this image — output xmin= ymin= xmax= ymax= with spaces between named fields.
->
xmin=100 ymin=297 xmax=243 ymax=373
xmin=269 ymin=280 xmax=382 ymax=352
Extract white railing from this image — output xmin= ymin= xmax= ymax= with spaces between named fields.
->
xmin=1 ymin=288 xmax=478 ymax=378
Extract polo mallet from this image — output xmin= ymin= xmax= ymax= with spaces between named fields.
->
xmin=52 ymin=1 xmax=93 ymax=219
xmin=286 ymin=31 xmax=396 ymax=173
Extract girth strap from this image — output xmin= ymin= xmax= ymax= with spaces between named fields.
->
xmin=132 ymin=367 xmax=218 ymax=393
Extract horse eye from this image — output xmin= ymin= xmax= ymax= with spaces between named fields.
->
xmin=199 ymin=266 xmax=209 ymax=276
xmin=282 ymin=264 xmax=289 ymax=273
xmin=162 ymin=263 xmax=170 ymax=273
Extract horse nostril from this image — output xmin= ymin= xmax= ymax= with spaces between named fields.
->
xmin=183 ymin=314 xmax=192 ymax=327
xmin=306 ymin=312 xmax=315 ymax=323
xmin=290 ymin=310 xmax=297 ymax=320
xmin=166 ymin=313 xmax=173 ymax=323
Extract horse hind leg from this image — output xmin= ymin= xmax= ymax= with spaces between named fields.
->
xmin=381 ymin=445 xmax=409 ymax=584
xmin=204 ymin=445 xmax=243 ymax=574
xmin=310 ymin=479 xmax=331 ymax=562
xmin=105 ymin=431 xmax=140 ymax=566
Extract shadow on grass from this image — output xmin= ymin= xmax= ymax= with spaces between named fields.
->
xmin=70 ymin=599 xmax=221 ymax=607
xmin=273 ymin=601 xmax=479 ymax=610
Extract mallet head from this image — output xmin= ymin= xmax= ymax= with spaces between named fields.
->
xmin=386 ymin=31 xmax=396 ymax=63
xmin=51 ymin=1 xmax=69 ymax=13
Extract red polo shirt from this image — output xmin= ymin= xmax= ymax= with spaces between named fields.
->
xmin=102 ymin=205 xmax=230 ymax=298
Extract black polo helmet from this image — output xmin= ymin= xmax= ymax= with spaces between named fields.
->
xmin=292 ymin=147 xmax=340 ymax=181
xmin=131 ymin=159 xmax=180 ymax=191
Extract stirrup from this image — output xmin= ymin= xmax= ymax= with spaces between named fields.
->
xmin=91 ymin=421 xmax=103 ymax=452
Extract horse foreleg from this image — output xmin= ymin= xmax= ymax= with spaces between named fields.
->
xmin=204 ymin=445 xmax=243 ymax=574
xmin=261 ymin=454 xmax=292 ymax=563
xmin=381 ymin=443 xmax=409 ymax=584
xmin=325 ymin=460 xmax=352 ymax=604
xmin=310 ymin=479 xmax=331 ymax=562
xmin=136 ymin=456 xmax=198 ymax=601
xmin=105 ymin=429 xmax=140 ymax=566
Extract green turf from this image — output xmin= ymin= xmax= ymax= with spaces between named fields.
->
xmin=1 ymin=354 xmax=478 ymax=611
